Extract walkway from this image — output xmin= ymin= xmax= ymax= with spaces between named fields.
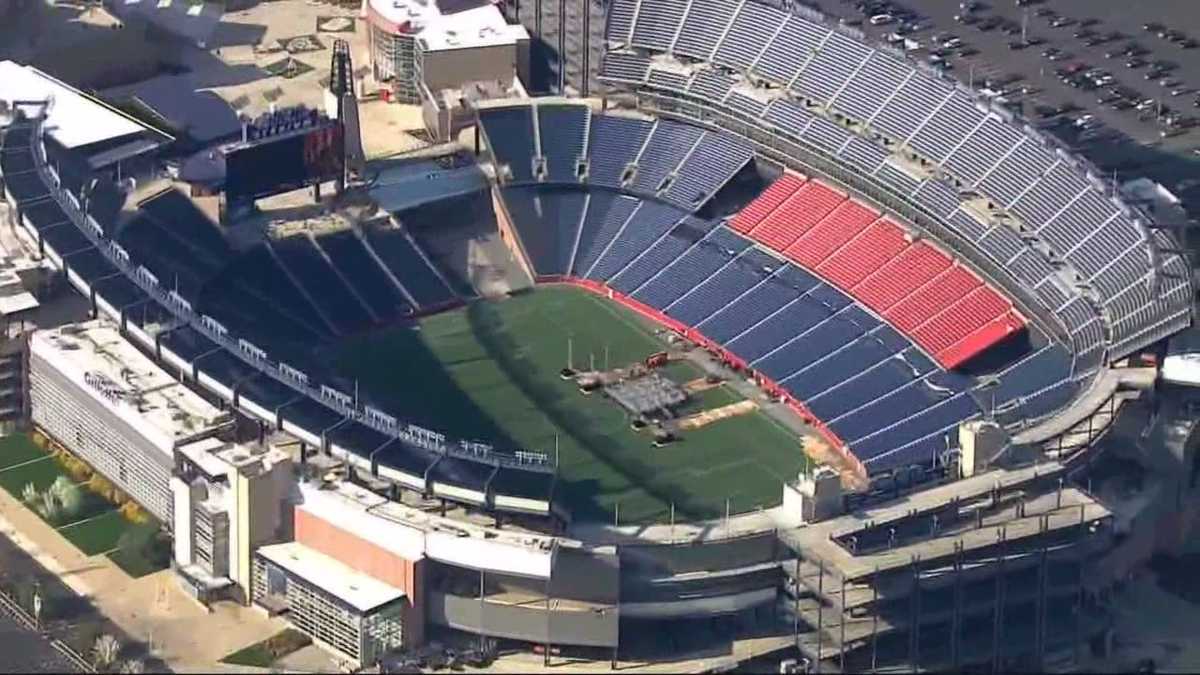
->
xmin=0 ymin=484 xmax=288 ymax=671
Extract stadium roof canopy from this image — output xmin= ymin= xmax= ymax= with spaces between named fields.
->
xmin=0 ymin=61 xmax=170 ymax=158
xmin=106 ymin=74 xmax=241 ymax=145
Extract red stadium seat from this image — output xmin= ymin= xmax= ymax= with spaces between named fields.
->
xmin=785 ymin=199 xmax=879 ymax=268
xmin=728 ymin=172 xmax=806 ymax=234
xmin=729 ymin=181 xmax=1028 ymax=370
xmin=851 ymin=241 xmax=952 ymax=311
xmin=818 ymin=218 xmax=911 ymax=289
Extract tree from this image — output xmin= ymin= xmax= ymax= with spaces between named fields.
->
xmin=50 ymin=475 xmax=82 ymax=519
xmin=118 ymin=659 xmax=145 ymax=674
xmin=92 ymin=634 xmax=121 ymax=669
xmin=37 ymin=490 xmax=61 ymax=523
xmin=21 ymin=482 xmax=38 ymax=504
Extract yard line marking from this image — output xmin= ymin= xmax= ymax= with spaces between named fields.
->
xmin=0 ymin=455 xmax=53 ymax=473
xmin=55 ymin=509 xmax=118 ymax=531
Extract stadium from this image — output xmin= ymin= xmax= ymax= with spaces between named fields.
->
xmin=0 ymin=0 xmax=1195 ymax=670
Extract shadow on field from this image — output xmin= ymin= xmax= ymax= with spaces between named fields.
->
xmin=331 ymin=320 xmax=517 ymax=449
xmin=464 ymin=300 xmax=713 ymax=523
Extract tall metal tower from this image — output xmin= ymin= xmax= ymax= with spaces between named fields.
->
xmin=329 ymin=38 xmax=363 ymax=194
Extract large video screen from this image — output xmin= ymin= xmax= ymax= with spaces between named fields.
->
xmin=225 ymin=124 xmax=343 ymax=201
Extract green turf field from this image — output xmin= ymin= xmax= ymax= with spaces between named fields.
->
xmin=0 ymin=433 xmax=52 ymax=470
xmin=336 ymin=286 xmax=811 ymax=523
xmin=0 ymin=435 xmax=169 ymax=572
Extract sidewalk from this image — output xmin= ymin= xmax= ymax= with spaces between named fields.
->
xmin=0 ymin=485 xmax=288 ymax=672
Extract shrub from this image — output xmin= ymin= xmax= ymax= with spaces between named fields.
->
xmin=50 ymin=476 xmax=83 ymax=519
xmin=118 ymin=500 xmax=149 ymax=525
xmin=92 ymin=634 xmax=121 ymax=669
xmin=37 ymin=491 xmax=61 ymax=523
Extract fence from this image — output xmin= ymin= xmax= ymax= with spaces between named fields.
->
xmin=0 ymin=586 xmax=95 ymax=673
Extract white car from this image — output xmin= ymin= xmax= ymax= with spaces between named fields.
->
xmin=870 ymin=14 xmax=896 ymax=26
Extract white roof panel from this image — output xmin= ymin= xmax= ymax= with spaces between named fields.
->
xmin=258 ymin=542 xmax=405 ymax=613
xmin=0 ymin=61 xmax=149 ymax=149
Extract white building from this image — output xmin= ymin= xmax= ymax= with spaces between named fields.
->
xmin=364 ymin=0 xmax=529 ymax=104
xmin=172 ymin=437 xmax=293 ymax=604
xmin=28 ymin=319 xmax=231 ymax=522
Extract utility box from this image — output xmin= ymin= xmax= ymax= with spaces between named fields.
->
xmin=790 ymin=466 xmax=844 ymax=523
xmin=958 ymin=420 xmax=1008 ymax=478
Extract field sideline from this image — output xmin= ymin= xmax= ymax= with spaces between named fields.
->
xmin=336 ymin=286 xmax=811 ymax=523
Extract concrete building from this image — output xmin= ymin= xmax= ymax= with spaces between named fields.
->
xmin=779 ymin=463 xmax=1114 ymax=672
xmin=27 ymin=319 xmax=232 ymax=523
xmin=254 ymin=541 xmax=407 ymax=665
xmin=363 ymin=0 xmax=529 ymax=104
xmin=172 ymin=438 xmax=294 ymax=604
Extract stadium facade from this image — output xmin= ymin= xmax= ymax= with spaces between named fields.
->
xmin=0 ymin=0 xmax=1197 ymax=668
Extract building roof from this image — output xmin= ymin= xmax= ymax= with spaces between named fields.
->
xmin=298 ymin=480 xmax=561 ymax=578
xmin=0 ymin=263 xmax=38 ymax=317
xmin=367 ymin=0 xmax=527 ymax=52
xmin=369 ymin=163 xmax=488 ymax=212
xmin=0 ymin=61 xmax=160 ymax=150
xmin=106 ymin=75 xmax=241 ymax=145
xmin=107 ymin=0 xmax=224 ymax=47
xmin=257 ymin=541 xmax=406 ymax=613
xmin=30 ymin=320 xmax=230 ymax=452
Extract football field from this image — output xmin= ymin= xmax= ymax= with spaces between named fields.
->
xmin=336 ymin=285 xmax=812 ymax=523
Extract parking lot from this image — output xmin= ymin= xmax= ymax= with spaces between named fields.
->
xmin=816 ymin=0 xmax=1200 ymax=216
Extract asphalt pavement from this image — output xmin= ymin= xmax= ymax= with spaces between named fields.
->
xmin=813 ymin=0 xmax=1200 ymax=217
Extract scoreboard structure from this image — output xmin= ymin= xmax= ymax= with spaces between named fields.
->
xmin=223 ymin=106 xmax=344 ymax=203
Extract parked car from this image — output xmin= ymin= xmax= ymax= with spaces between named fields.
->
xmin=1181 ymin=38 xmax=1199 ymax=49
xmin=977 ymin=16 xmax=1002 ymax=31
xmin=1144 ymin=23 xmax=1165 ymax=33
xmin=869 ymin=14 xmax=896 ymax=25
xmin=1051 ymin=16 xmax=1075 ymax=28
xmin=1126 ymin=57 xmax=1148 ymax=69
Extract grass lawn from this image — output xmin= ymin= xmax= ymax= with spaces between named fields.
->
xmin=337 ymin=286 xmax=810 ymax=524
xmin=106 ymin=521 xmax=171 ymax=578
xmin=0 ymin=434 xmax=50 ymax=469
xmin=221 ymin=629 xmax=312 ymax=668
xmin=0 ymin=455 xmax=63 ymax=496
xmin=57 ymin=510 xmax=127 ymax=556
xmin=0 ymin=435 xmax=165 ymax=571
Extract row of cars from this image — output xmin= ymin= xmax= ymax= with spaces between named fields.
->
xmin=840 ymin=0 xmax=929 ymax=34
